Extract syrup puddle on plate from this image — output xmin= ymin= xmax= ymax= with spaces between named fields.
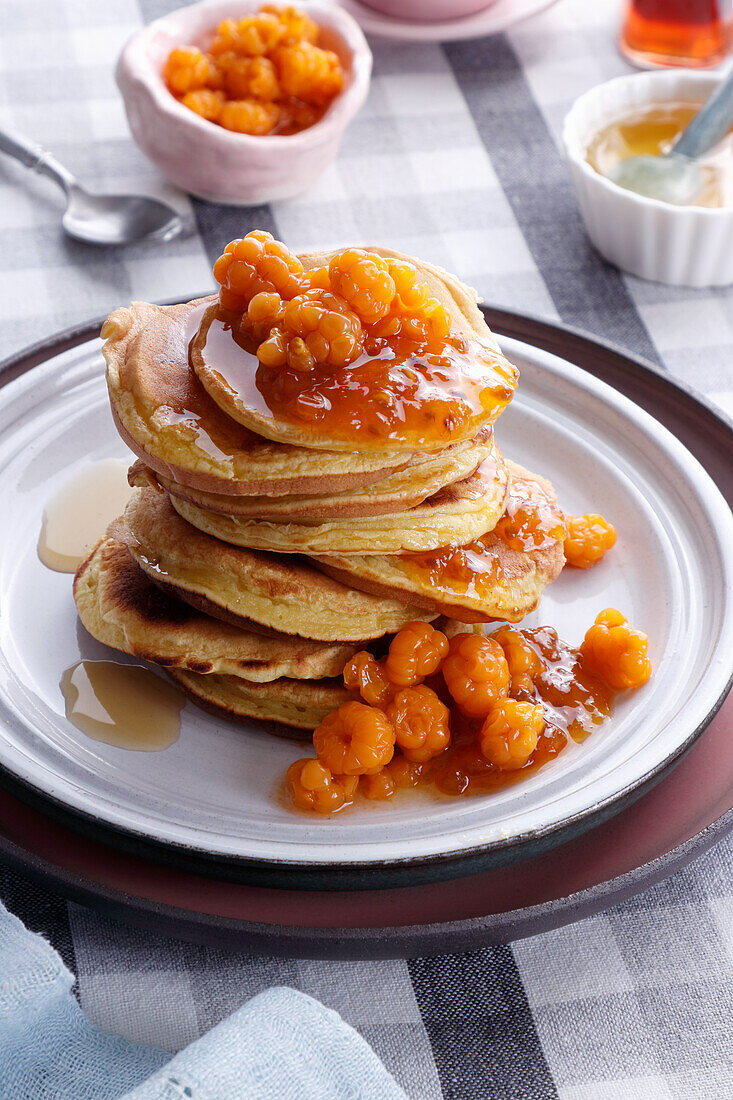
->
xmin=61 ymin=661 xmax=183 ymax=751
xmin=38 ymin=459 xmax=133 ymax=573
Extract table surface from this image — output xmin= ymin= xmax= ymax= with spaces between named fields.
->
xmin=1 ymin=0 xmax=732 ymax=1097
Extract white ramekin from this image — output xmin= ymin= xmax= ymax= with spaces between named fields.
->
xmin=563 ymin=70 xmax=733 ymax=287
xmin=116 ymin=0 xmax=372 ymax=206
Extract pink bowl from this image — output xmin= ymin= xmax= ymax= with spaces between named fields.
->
xmin=360 ymin=0 xmax=493 ymax=20
xmin=116 ymin=0 xmax=372 ymax=205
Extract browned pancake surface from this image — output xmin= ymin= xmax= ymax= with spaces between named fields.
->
xmin=74 ymin=534 xmax=359 ymax=680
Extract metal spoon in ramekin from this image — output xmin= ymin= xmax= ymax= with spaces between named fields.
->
xmin=608 ymin=67 xmax=733 ymax=205
xmin=0 ymin=127 xmax=183 ymax=245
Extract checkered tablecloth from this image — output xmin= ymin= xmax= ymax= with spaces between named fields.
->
xmin=1 ymin=0 xmax=732 ymax=1096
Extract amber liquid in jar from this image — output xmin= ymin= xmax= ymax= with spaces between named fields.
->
xmin=620 ymin=0 xmax=733 ymax=68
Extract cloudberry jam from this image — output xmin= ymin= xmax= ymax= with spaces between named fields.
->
xmin=201 ymin=236 xmax=518 ymax=449
xmin=286 ymin=611 xmax=652 ymax=813
xmin=493 ymin=476 xmax=566 ymax=552
xmin=396 ymin=471 xmax=562 ymax=601
xmin=163 ymin=5 xmax=341 ymax=136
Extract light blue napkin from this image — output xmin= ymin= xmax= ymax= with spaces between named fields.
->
xmin=0 ymin=900 xmax=407 ymax=1099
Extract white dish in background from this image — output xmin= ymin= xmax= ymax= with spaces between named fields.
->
xmin=1 ymin=330 xmax=732 ymax=884
xmin=336 ymin=0 xmax=559 ymax=42
xmin=563 ymin=70 xmax=733 ymax=287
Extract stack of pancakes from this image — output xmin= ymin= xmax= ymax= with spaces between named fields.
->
xmin=74 ymin=247 xmax=565 ymax=736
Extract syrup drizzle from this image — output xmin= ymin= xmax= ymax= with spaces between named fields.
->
xmin=61 ymin=661 xmax=183 ymax=751
xmin=38 ymin=460 xmax=133 ymax=573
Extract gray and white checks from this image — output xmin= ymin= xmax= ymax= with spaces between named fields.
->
xmin=1 ymin=0 xmax=732 ymax=1096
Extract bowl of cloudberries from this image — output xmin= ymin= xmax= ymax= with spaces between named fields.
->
xmin=117 ymin=1 xmax=372 ymax=204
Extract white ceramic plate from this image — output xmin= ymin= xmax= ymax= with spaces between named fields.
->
xmin=1 ymin=330 xmax=732 ymax=886
xmin=336 ymin=0 xmax=560 ymax=42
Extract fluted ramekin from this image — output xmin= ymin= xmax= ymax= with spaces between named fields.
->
xmin=563 ymin=70 xmax=733 ymax=287
xmin=117 ymin=0 xmax=372 ymax=206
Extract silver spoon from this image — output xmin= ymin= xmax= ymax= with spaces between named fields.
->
xmin=0 ymin=127 xmax=184 ymax=245
xmin=607 ymin=69 xmax=733 ymax=205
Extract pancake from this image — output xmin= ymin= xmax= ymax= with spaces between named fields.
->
xmin=314 ymin=464 xmax=566 ymax=623
xmin=191 ymin=246 xmax=517 ymax=453
xmin=74 ymin=534 xmax=358 ymax=681
xmin=169 ymin=669 xmax=349 ymax=735
xmin=168 ymin=454 xmax=509 ymax=556
xmin=102 ymin=297 xmax=415 ymax=497
xmin=129 ymin=427 xmax=496 ymax=521
xmin=123 ymin=486 xmax=435 ymax=642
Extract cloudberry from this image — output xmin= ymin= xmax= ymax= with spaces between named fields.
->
xmin=328 ymin=249 xmax=396 ymax=324
xmin=313 ymin=701 xmax=395 ymax=776
xmin=224 ymin=56 xmax=279 ymax=100
xmin=371 ymin=297 xmax=452 ymax=348
xmin=287 ymin=758 xmax=358 ymax=814
xmin=386 ymin=756 xmax=426 ymax=789
xmin=257 ymin=288 xmax=364 ymax=370
xmin=361 ymin=769 xmax=395 ymax=801
xmin=343 ymin=651 xmax=395 ymax=709
xmin=164 ymin=47 xmax=212 ymax=95
xmin=480 ymin=700 xmax=545 ymax=770
xmin=492 ymin=626 xmax=543 ymax=696
xmin=181 ymin=89 xmax=225 ymax=122
xmin=442 ymin=633 xmax=510 ymax=718
xmin=564 ymin=514 xmax=617 ymax=568
xmin=275 ymin=42 xmax=344 ymax=105
xmin=264 ymin=4 xmax=319 ymax=44
xmin=386 ymin=258 xmax=429 ymax=312
xmin=279 ymin=100 xmax=322 ymax=134
xmin=384 ymin=621 xmax=449 ymax=688
xmin=211 ymin=14 xmax=284 ymax=58
xmin=386 ymin=685 xmax=451 ymax=763
xmin=580 ymin=609 xmax=652 ymax=690
xmin=301 ymin=265 xmax=331 ymax=291
xmin=237 ymin=290 xmax=285 ymax=345
xmin=219 ymin=99 xmax=280 ymax=135
xmin=214 ymin=231 xmax=304 ymax=311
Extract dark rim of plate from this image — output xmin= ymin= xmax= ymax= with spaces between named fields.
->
xmin=0 ymin=303 xmax=731 ymax=892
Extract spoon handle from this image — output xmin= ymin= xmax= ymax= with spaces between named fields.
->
xmin=0 ymin=127 xmax=76 ymax=193
xmin=675 ymin=69 xmax=733 ymax=159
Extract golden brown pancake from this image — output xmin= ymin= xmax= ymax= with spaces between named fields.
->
xmin=167 ymin=454 xmax=509 ymax=557
xmin=74 ymin=534 xmax=358 ymax=681
xmin=122 ymin=486 xmax=435 ymax=642
xmin=128 ymin=428 xmax=495 ymax=521
xmin=191 ymin=247 xmax=516 ymax=453
xmin=103 ymin=297 xmax=459 ymax=497
xmin=168 ymin=669 xmax=349 ymax=735
xmin=314 ymin=464 xmax=566 ymax=623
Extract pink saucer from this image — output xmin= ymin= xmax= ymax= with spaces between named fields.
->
xmin=337 ymin=0 xmax=560 ymax=42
